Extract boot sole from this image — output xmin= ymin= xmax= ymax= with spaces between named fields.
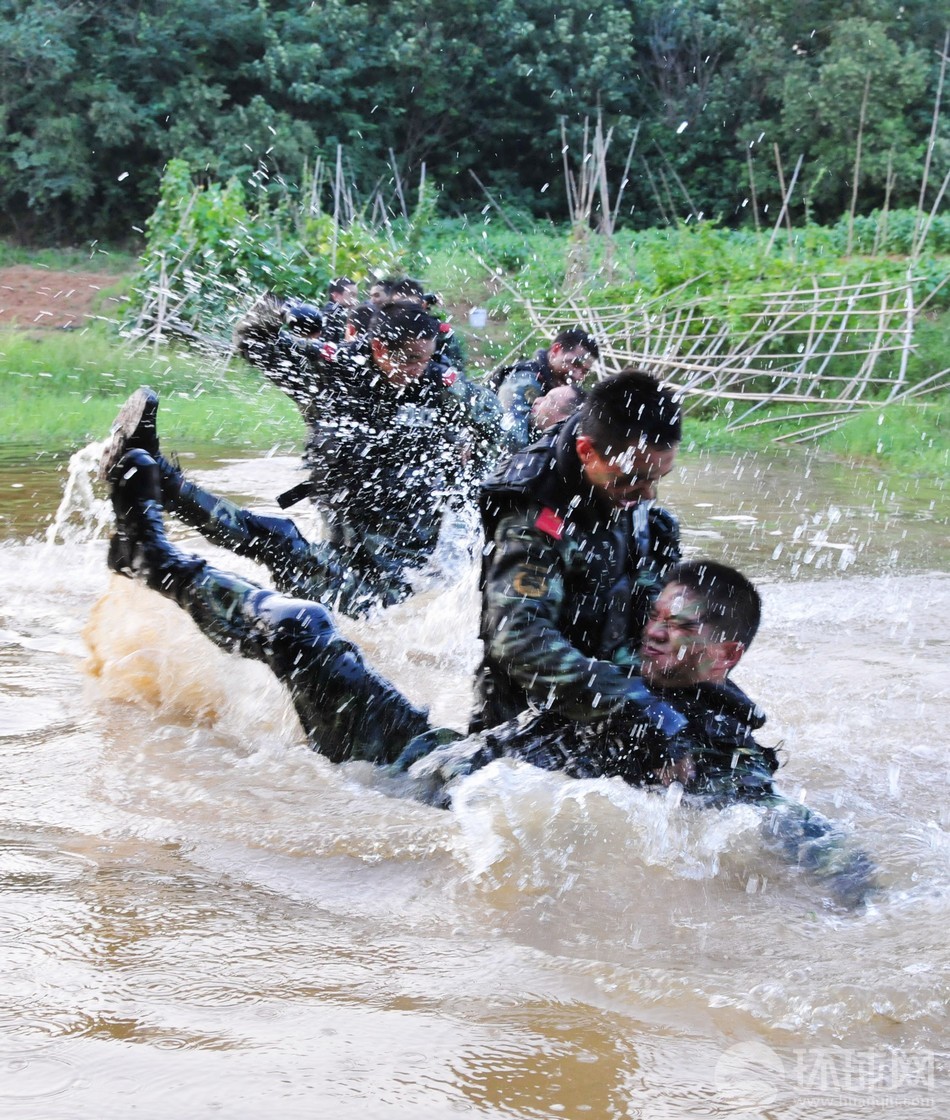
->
xmin=99 ymin=388 xmax=159 ymax=481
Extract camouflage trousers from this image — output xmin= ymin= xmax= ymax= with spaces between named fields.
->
xmin=167 ymin=477 xmax=422 ymax=618
xmin=147 ymin=553 xmax=430 ymax=765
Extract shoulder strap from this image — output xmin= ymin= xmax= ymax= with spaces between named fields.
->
xmin=479 ymin=434 xmax=558 ymax=540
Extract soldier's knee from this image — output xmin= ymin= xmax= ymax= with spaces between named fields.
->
xmin=247 ymin=590 xmax=337 ymax=647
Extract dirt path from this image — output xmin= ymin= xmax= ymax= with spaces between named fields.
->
xmin=0 ymin=265 xmax=126 ymax=329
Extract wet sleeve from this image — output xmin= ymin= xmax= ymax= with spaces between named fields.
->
xmin=495 ymin=368 xmax=541 ymax=451
xmin=759 ymin=797 xmax=878 ymax=909
xmin=483 ymin=514 xmax=684 ymax=729
xmin=444 ymin=371 xmax=503 ymax=439
xmin=255 ymin=336 xmax=333 ymax=411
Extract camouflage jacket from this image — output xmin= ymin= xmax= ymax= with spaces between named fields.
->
xmin=236 ymin=307 xmax=502 ymax=553
xmin=434 ymin=320 xmax=467 ymax=372
xmin=320 ymin=301 xmax=349 ymax=345
xmin=402 ymin=675 xmax=776 ymax=807
xmin=472 ymin=414 xmax=681 ymax=731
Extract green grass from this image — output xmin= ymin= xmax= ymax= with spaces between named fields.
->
xmin=1 ymin=325 xmax=301 ymax=453
xmin=678 ymin=397 xmax=948 ymax=475
xmin=0 ymin=240 xmax=141 ymax=273
xmin=2 ymin=220 xmax=948 ymax=480
xmin=2 ymin=322 xmax=947 ymax=479
xmin=821 ymin=398 xmax=948 ymax=473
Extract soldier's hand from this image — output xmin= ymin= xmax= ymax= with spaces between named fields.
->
xmin=656 ymin=754 xmax=697 ymax=788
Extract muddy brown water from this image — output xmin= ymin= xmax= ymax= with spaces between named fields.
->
xmin=0 ymin=441 xmax=947 ymax=1117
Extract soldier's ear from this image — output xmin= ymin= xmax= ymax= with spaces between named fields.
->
xmin=575 ymin=434 xmax=597 ymax=465
xmin=714 ymin=640 xmax=744 ymax=675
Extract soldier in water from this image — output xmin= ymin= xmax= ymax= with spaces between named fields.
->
xmin=97 ymin=398 xmax=875 ymax=909
xmin=122 ymin=300 xmax=502 ymax=617
xmin=490 ymin=327 xmax=599 ymax=451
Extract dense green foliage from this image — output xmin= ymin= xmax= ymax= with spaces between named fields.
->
xmin=2 ymin=0 xmax=947 ymax=241
xmin=126 ymin=160 xmax=950 ymax=409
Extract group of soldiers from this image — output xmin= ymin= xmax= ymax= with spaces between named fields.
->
xmin=98 ymin=273 xmax=877 ymax=906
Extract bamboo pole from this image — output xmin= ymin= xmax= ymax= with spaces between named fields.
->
xmin=873 ymin=149 xmax=895 ymax=255
xmin=746 ymin=149 xmax=761 ymax=233
xmin=913 ymin=30 xmax=950 ymax=255
xmin=468 ymin=170 xmax=521 ymax=234
xmin=641 ymin=158 xmax=671 ymax=225
xmin=766 ymin=149 xmax=803 ymax=255
xmin=331 ymin=145 xmax=343 ymax=272
xmin=388 ymin=147 xmax=408 ymax=221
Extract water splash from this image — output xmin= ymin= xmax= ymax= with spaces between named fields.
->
xmin=45 ymin=440 xmax=112 ymax=548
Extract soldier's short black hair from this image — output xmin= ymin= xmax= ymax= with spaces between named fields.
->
xmin=390 ymin=277 xmax=426 ymax=302
xmin=577 ymin=369 xmax=681 ymax=453
xmin=665 ymin=560 xmax=762 ymax=647
xmin=552 ymin=328 xmax=600 ymax=359
xmin=370 ymin=300 xmax=439 ymax=346
xmin=328 ymin=276 xmax=356 ymax=296
xmin=346 ymin=302 xmax=376 ymax=337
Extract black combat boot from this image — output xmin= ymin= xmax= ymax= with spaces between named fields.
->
xmin=108 ymin=448 xmax=205 ymax=601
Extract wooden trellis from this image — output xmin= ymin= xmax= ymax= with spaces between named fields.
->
xmin=508 ymin=272 xmax=949 ymax=443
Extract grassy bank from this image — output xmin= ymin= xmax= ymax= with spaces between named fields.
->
xmin=2 ymin=325 xmax=299 ymax=453
xmin=1 ymin=234 xmax=946 ymax=476
xmin=2 ymin=322 xmax=945 ymax=480
xmin=685 ymin=397 xmax=948 ymax=475
xmin=0 ymin=242 xmax=140 ymax=275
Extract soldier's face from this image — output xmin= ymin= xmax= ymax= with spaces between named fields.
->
xmin=549 ymin=343 xmax=595 ymax=385
xmin=639 ymin=583 xmax=741 ymax=689
xmin=334 ymin=284 xmax=359 ymax=308
xmin=371 ymin=336 xmax=436 ymax=387
xmin=575 ymin=436 xmax=676 ymax=509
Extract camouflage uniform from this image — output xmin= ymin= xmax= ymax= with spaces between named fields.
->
xmin=171 ymin=315 xmax=502 ymax=616
xmin=320 ymin=301 xmax=349 ymax=346
xmin=398 ymin=675 xmax=776 ymax=804
xmin=472 ymin=412 xmax=682 ymax=733
xmin=433 ymin=320 xmax=467 ymax=372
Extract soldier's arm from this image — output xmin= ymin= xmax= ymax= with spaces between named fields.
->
xmin=483 ymin=514 xmax=685 ymax=730
xmin=759 ymin=796 xmax=878 ymax=909
xmin=234 ymin=298 xmax=329 ymax=410
xmin=441 ymin=367 xmax=503 ymax=438
xmin=495 ymin=367 xmax=541 ymax=451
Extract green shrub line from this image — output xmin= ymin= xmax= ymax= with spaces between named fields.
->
xmin=2 ymin=216 xmax=946 ymax=479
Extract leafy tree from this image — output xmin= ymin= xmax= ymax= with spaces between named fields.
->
xmin=0 ymin=0 xmax=946 ymax=239
xmin=723 ymin=0 xmax=948 ymax=221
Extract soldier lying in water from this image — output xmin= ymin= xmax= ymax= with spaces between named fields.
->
xmin=99 ymin=390 xmax=877 ymax=908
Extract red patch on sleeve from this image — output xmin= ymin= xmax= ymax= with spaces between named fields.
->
xmin=534 ymin=507 xmax=564 ymax=539
xmin=441 ymin=368 xmax=459 ymax=386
